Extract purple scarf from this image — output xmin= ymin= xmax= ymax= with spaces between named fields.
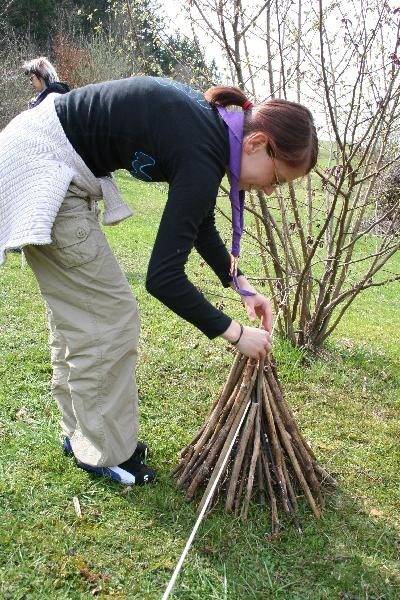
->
xmin=217 ymin=106 xmax=255 ymax=297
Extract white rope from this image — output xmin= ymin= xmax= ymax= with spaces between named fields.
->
xmin=161 ymin=398 xmax=252 ymax=600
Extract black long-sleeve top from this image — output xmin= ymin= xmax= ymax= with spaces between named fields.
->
xmin=55 ymin=76 xmax=240 ymax=338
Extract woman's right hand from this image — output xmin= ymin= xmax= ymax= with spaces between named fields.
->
xmin=236 ymin=325 xmax=272 ymax=359
xmin=221 ymin=321 xmax=272 ymax=359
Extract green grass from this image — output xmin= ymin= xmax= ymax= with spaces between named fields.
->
xmin=0 ymin=172 xmax=399 ymax=599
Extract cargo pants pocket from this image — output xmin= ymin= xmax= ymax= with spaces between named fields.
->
xmin=49 ymin=213 xmax=101 ymax=268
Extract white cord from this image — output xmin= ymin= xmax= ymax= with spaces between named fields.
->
xmin=161 ymin=398 xmax=252 ymax=600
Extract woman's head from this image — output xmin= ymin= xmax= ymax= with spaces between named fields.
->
xmin=204 ymin=86 xmax=318 ymax=193
xmin=243 ymin=98 xmax=318 ymax=172
xmin=23 ymin=57 xmax=59 ymax=92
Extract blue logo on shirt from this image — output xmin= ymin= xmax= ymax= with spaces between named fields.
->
xmin=131 ymin=151 xmax=155 ymax=181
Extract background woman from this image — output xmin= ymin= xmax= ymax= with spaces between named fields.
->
xmin=23 ymin=56 xmax=70 ymax=108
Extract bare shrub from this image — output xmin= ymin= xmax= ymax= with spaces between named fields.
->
xmin=188 ymin=0 xmax=400 ymax=350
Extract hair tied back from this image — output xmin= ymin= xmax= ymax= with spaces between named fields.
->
xmin=242 ymin=99 xmax=252 ymax=110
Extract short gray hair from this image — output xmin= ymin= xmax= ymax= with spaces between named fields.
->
xmin=23 ymin=57 xmax=59 ymax=85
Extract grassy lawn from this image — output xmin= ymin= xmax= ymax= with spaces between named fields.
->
xmin=0 ymin=172 xmax=399 ymax=599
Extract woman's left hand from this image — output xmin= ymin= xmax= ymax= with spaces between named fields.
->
xmin=243 ymin=292 xmax=273 ymax=333
xmin=233 ymin=275 xmax=273 ymax=332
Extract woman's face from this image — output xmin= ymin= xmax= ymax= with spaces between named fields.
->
xmin=238 ymin=132 xmax=307 ymax=195
xmin=29 ymin=73 xmax=45 ymax=93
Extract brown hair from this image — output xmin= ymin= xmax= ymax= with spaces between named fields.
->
xmin=204 ymin=86 xmax=318 ymax=172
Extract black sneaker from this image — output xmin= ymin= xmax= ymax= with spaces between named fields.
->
xmin=63 ymin=437 xmax=149 ymax=461
xmin=70 ymin=444 xmax=156 ymax=486
xmin=117 ymin=448 xmax=157 ymax=485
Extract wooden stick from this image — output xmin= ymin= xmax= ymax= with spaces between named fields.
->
xmin=269 ymin=355 xmax=283 ymax=394
xmin=241 ymin=402 xmax=261 ymax=521
xmin=260 ymin=419 xmax=291 ymax=516
xmin=265 ymin=366 xmax=324 ymax=501
xmin=171 ymin=444 xmax=195 ymax=477
xmin=291 ymin=442 xmax=324 ymax=507
xmin=257 ymin=455 xmax=266 ymax=506
xmin=262 ymin=379 xmax=291 ymax=513
xmin=260 ymin=451 xmax=280 ymax=534
xmin=225 ymin=400 xmax=258 ymax=512
xmin=281 ymin=457 xmax=298 ymax=512
xmin=234 ymin=438 xmax=252 ymax=516
xmin=194 ymin=359 xmax=254 ymax=455
xmin=314 ymin=463 xmax=337 ymax=486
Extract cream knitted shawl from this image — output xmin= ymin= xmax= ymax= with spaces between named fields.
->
xmin=0 ymin=95 xmax=133 ymax=265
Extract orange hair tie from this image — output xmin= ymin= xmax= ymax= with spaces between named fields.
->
xmin=242 ymin=99 xmax=252 ymax=110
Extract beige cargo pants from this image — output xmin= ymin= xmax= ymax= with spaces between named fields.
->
xmin=24 ymin=184 xmax=139 ymax=467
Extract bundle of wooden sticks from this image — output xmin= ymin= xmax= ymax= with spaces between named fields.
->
xmin=172 ymin=352 xmax=335 ymax=531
